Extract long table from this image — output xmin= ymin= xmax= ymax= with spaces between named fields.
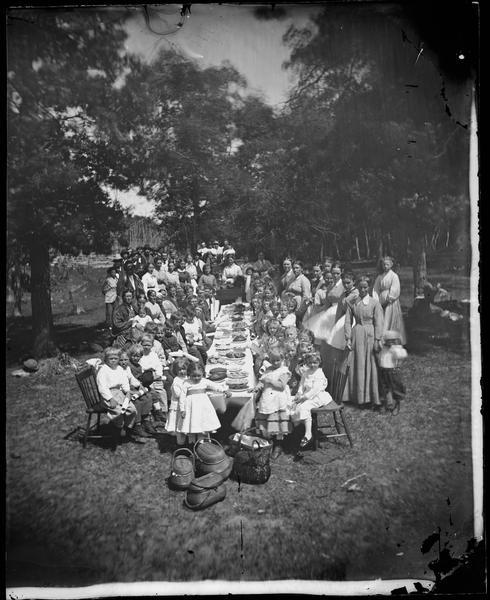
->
xmin=205 ymin=303 xmax=256 ymax=417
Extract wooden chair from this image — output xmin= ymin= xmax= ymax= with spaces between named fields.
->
xmin=73 ymin=366 xmax=112 ymax=448
xmin=311 ymin=363 xmax=353 ymax=449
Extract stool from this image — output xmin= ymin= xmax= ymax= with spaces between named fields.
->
xmin=311 ymin=362 xmax=353 ymax=449
xmin=311 ymin=402 xmax=353 ymax=449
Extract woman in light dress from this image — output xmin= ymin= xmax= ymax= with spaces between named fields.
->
xmin=302 ymin=270 xmax=335 ymax=342
xmin=373 ymin=256 xmax=406 ymax=345
xmin=284 ymin=261 xmax=312 ymax=323
xmin=321 ymin=271 xmax=359 ymax=387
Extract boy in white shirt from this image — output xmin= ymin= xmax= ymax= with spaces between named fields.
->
xmin=378 ymin=330 xmax=407 ymax=413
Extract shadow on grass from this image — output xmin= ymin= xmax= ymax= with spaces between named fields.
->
xmin=6 ymin=317 xmax=112 ymax=366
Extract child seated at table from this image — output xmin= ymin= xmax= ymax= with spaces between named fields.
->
xmin=281 ymin=300 xmax=298 ymax=328
xmin=139 ymin=334 xmax=168 ymax=415
xmin=127 ymin=343 xmax=167 ymax=424
xmin=182 ymin=306 xmax=210 ymax=365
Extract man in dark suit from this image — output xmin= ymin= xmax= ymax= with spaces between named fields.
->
xmin=116 ymin=261 xmax=145 ymax=301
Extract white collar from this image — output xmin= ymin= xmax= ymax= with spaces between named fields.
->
xmin=361 ymin=294 xmax=370 ymax=305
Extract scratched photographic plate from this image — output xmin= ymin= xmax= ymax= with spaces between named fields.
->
xmin=6 ymin=1 xmax=482 ymax=597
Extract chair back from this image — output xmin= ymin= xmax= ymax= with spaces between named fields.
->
xmin=329 ymin=361 xmax=350 ymax=404
xmin=75 ymin=365 xmax=102 ymax=410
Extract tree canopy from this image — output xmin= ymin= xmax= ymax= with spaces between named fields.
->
xmin=7 ymin=9 xmax=137 ymax=354
xmin=7 ymin=4 xmax=476 ymax=355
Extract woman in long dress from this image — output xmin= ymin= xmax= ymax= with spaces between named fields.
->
xmin=373 ymin=256 xmax=407 ymax=345
xmin=279 ymin=257 xmax=296 ymax=303
xmin=284 ymin=261 xmax=312 ymax=323
xmin=344 ymin=276 xmax=384 ymax=407
xmin=322 ymin=271 xmax=359 ymax=386
xmin=315 ymin=263 xmax=344 ymax=340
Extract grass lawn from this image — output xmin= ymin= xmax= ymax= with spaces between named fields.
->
xmin=5 ymin=261 xmax=476 ymax=586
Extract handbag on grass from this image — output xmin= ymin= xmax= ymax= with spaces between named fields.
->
xmin=233 ymin=440 xmax=271 ymax=485
xmin=168 ymin=448 xmax=195 ymax=491
xmin=227 ymin=428 xmax=272 ymax=457
xmin=184 ymin=472 xmax=227 ymax=511
xmin=193 ymin=438 xmax=233 ymax=480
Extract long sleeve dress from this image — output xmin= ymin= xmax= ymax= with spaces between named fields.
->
xmin=284 ymin=274 xmax=312 ymax=314
xmin=320 ymin=287 xmax=359 ymax=388
xmin=373 ymin=269 xmax=407 ymax=345
xmin=344 ymin=295 xmax=384 ymax=406
xmin=279 ymin=270 xmax=296 ymax=302
xmin=145 ymin=300 xmax=165 ymax=323
xmin=177 ymin=378 xmax=226 ymax=434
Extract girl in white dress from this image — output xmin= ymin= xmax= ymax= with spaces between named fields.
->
xmin=165 ymin=358 xmax=188 ymax=445
xmin=177 ymin=363 xmax=230 ymax=445
xmin=291 ymin=351 xmax=333 ymax=448
xmin=254 ymin=349 xmax=292 ymax=459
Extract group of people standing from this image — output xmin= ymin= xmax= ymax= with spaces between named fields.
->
xmin=239 ymin=254 xmax=407 ymax=457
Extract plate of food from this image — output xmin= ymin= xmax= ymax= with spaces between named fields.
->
xmin=227 ymin=382 xmax=249 ymax=391
xmin=227 ymin=368 xmax=248 ymax=377
xmin=226 ymin=350 xmax=246 ymax=359
xmin=232 ymin=333 xmax=247 ymax=342
xmin=230 ymin=345 xmax=246 ymax=353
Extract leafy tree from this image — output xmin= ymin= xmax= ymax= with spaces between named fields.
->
xmin=279 ymin=2 xmax=473 ymax=269
xmin=7 ymin=9 xmax=136 ymax=356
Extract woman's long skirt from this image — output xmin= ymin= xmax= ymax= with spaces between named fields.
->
xmin=383 ymin=300 xmax=407 ymax=345
xmin=304 ymin=305 xmax=337 ymax=343
xmin=345 ymin=324 xmax=380 ymax=406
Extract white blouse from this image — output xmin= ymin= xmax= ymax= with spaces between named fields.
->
xmin=96 ymin=364 xmax=130 ymax=401
xmin=142 ymin=272 xmax=159 ymax=294
xmin=139 ymin=351 xmax=163 ymax=379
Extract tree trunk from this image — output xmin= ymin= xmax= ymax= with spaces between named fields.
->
xmin=386 ymin=232 xmax=393 ymax=257
xmin=9 ymin=264 xmax=24 ymax=317
xmin=413 ymin=238 xmax=428 ymax=300
xmin=355 ymin=236 xmax=361 ymax=260
xmin=364 ymin=226 xmax=370 ymax=258
xmin=30 ymin=238 xmax=57 ymax=358
xmin=377 ymin=236 xmax=384 ymax=271
xmin=191 ymin=179 xmax=199 ymax=252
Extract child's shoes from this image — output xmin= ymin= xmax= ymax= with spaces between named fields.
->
xmin=299 ymin=436 xmax=313 ymax=449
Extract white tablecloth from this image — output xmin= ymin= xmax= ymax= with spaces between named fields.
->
xmin=205 ymin=303 xmax=256 ymax=414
